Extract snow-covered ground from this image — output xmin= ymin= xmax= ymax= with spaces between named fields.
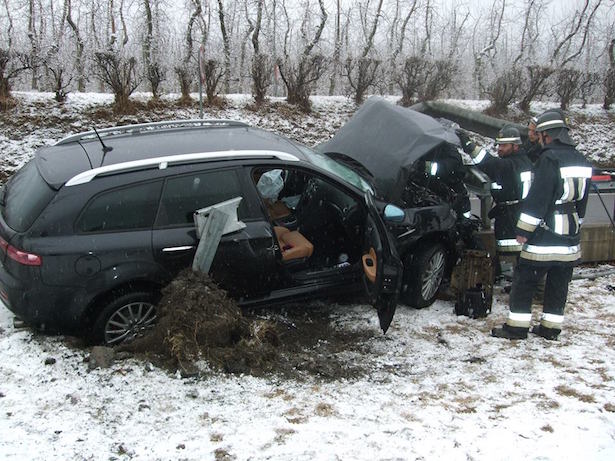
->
xmin=1 ymin=270 xmax=615 ymax=460
xmin=1 ymin=93 xmax=615 ymax=460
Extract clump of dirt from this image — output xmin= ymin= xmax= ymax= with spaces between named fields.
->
xmin=121 ymin=269 xmax=280 ymax=376
xmin=120 ymin=269 xmax=375 ymax=381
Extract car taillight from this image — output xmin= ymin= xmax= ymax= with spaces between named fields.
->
xmin=0 ymin=237 xmax=42 ymax=266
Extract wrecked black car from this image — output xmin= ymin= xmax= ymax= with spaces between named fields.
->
xmin=0 ymin=120 xmax=404 ymax=345
xmin=319 ymin=98 xmax=479 ymax=308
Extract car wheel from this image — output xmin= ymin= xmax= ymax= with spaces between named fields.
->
xmin=92 ymin=291 xmax=158 ymax=346
xmin=402 ymin=243 xmax=447 ymax=308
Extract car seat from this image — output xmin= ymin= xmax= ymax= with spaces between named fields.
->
xmin=274 ymin=226 xmax=314 ymax=262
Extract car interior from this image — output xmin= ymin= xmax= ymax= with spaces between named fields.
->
xmin=252 ymin=167 xmax=368 ymax=275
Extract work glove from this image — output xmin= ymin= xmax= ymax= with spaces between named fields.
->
xmin=455 ymin=129 xmax=476 ymax=155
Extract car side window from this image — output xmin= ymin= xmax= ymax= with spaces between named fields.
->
xmin=156 ymin=169 xmax=248 ymax=227
xmin=76 ymin=181 xmax=163 ymax=233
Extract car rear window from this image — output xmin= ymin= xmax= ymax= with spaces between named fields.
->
xmin=1 ymin=160 xmax=56 ymax=232
xmin=76 ymin=181 xmax=163 ymax=233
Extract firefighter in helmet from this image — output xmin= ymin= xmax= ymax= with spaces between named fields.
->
xmin=490 ymin=109 xmax=592 ymax=340
xmin=457 ymin=125 xmax=533 ymax=258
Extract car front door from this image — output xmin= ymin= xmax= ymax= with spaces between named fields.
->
xmin=361 ymin=192 xmax=403 ymax=333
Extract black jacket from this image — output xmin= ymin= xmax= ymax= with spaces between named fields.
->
xmin=522 ymin=140 xmax=542 ymax=164
xmin=515 ymin=142 xmax=592 ymax=265
xmin=472 ymin=148 xmax=533 ymax=253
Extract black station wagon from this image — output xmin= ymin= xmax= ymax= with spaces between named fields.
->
xmin=0 ymin=120 xmax=404 ymax=344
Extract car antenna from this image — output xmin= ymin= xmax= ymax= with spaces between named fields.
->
xmin=92 ymin=127 xmax=113 ymax=166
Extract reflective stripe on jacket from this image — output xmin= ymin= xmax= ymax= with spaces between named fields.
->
xmin=515 ymin=143 xmax=592 ymax=265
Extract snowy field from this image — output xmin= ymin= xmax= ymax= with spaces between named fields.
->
xmin=1 ymin=93 xmax=615 ymax=460
xmin=1 ymin=270 xmax=615 ymax=460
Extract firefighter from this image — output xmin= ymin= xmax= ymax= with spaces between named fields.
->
xmin=523 ymin=116 xmax=542 ymax=164
xmin=490 ymin=109 xmax=592 ymax=340
xmin=457 ymin=125 xmax=533 ymax=256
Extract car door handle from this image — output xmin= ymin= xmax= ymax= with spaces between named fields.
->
xmin=162 ymin=245 xmax=195 ymax=252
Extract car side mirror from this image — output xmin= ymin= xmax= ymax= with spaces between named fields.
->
xmin=384 ymin=204 xmax=405 ymax=223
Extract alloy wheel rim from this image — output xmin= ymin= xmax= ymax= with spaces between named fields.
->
xmin=420 ymin=250 xmax=446 ymax=300
xmin=104 ymin=301 xmax=157 ymax=345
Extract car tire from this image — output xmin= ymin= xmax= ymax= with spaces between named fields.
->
xmin=92 ymin=291 xmax=159 ymax=346
xmin=401 ymin=243 xmax=448 ymax=308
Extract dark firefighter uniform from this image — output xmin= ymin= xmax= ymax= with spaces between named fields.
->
xmin=457 ymin=126 xmax=532 ymax=254
xmin=492 ymin=110 xmax=592 ymax=340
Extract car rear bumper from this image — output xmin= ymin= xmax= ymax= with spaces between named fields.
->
xmin=0 ymin=262 xmax=85 ymax=333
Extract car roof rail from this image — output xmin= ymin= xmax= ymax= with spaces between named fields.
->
xmin=65 ymin=150 xmax=300 ymax=186
xmin=55 ymin=119 xmax=250 ymax=145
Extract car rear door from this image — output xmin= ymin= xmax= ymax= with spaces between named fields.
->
xmin=151 ymin=167 xmax=278 ymax=297
xmin=361 ymin=192 xmax=403 ymax=333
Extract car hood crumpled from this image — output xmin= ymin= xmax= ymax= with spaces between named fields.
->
xmin=317 ymin=97 xmax=460 ymax=203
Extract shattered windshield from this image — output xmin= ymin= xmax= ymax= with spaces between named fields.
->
xmin=300 ymin=148 xmax=374 ymax=195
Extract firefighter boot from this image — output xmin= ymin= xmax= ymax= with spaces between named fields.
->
xmin=491 ymin=323 xmax=528 ymax=340
xmin=530 ymin=324 xmax=560 ymax=341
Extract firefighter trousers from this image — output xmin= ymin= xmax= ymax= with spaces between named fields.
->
xmin=508 ymin=262 xmax=573 ymax=329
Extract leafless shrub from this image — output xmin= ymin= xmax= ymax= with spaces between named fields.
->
xmin=93 ymin=51 xmax=141 ymax=113
xmin=174 ymin=64 xmax=194 ymax=105
xmin=277 ymin=54 xmax=327 ymax=112
xmin=519 ymin=65 xmax=555 ymax=113
xmin=344 ymin=57 xmax=381 ymax=105
xmin=485 ymin=68 xmax=523 ymax=115
xmin=418 ymin=59 xmax=457 ymax=102
xmin=201 ymin=59 xmax=225 ymax=104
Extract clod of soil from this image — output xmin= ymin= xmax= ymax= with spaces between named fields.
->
xmin=121 ymin=269 xmax=280 ymax=376
xmin=120 ymin=269 xmax=375 ymax=381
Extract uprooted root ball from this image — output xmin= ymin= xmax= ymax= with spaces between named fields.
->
xmin=122 ymin=269 xmax=280 ymax=375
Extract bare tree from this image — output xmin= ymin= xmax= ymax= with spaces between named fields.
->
xmin=518 ymin=65 xmax=554 ymax=112
xmin=251 ymin=0 xmax=270 ymax=104
xmin=604 ymin=38 xmax=615 ymax=109
xmin=65 ymin=0 xmax=85 ymax=92
xmin=0 ymin=49 xmax=31 ymax=109
xmin=237 ymin=1 xmax=255 ymax=94
xmin=344 ymin=0 xmax=384 ymax=105
xmin=142 ymin=0 xmax=166 ymax=100
xmin=201 ymin=59 xmax=225 ymax=103
xmin=396 ymin=56 xmax=424 ymax=106
xmin=473 ymin=0 xmax=506 ymax=97
xmin=579 ymin=71 xmax=600 ymax=107
xmin=175 ymin=0 xmax=203 ymax=104
xmin=94 ymin=51 xmax=140 ymax=112
xmin=386 ymin=0 xmax=419 ymax=94
xmin=277 ymin=0 xmax=328 ymax=111
xmin=216 ymin=0 xmax=232 ymax=93
xmin=556 ymin=68 xmax=582 ymax=110
xmin=485 ymin=67 xmax=523 ymax=115
xmin=418 ymin=59 xmax=457 ymax=101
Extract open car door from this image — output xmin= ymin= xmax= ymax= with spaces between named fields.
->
xmin=361 ymin=193 xmax=403 ymax=333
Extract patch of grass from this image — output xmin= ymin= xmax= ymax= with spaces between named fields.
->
xmin=214 ymin=448 xmax=235 ymax=461
xmin=273 ymin=428 xmax=296 ymax=444
xmin=315 ymin=402 xmax=335 ymax=417
xmin=540 ymin=424 xmax=554 ymax=432
xmin=604 ymin=403 xmax=615 ymax=412
xmin=554 ymin=385 xmax=596 ymax=403
xmin=210 ymin=433 xmax=223 ymax=442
